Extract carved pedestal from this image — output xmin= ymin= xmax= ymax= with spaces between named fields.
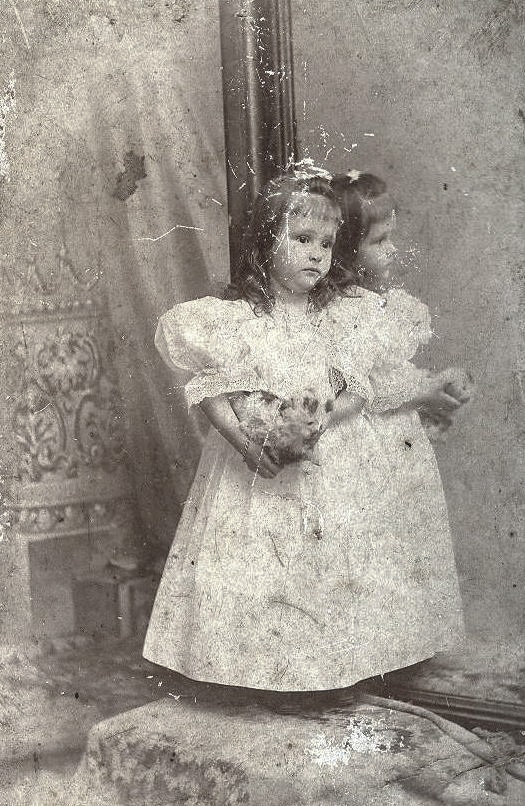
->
xmin=0 ymin=249 xmax=138 ymax=644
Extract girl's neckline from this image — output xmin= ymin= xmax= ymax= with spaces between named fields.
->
xmin=271 ymin=298 xmax=324 ymax=324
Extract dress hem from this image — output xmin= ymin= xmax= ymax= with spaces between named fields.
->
xmin=142 ymin=634 xmax=465 ymax=693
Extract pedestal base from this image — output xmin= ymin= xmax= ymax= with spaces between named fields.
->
xmin=66 ymin=695 xmax=525 ymax=805
xmin=0 ymin=523 xmax=133 ymax=644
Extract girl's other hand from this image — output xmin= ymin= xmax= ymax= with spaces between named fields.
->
xmin=438 ymin=367 xmax=474 ymax=404
xmin=416 ymin=388 xmax=462 ymax=418
xmin=444 ymin=381 xmax=473 ymax=406
xmin=416 ymin=368 xmax=473 ymax=418
xmin=199 ymin=394 xmax=282 ymax=478
xmin=242 ymin=441 xmax=282 ymax=478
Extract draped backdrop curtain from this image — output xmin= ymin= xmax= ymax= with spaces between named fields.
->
xmin=84 ymin=12 xmax=230 ymax=554
xmin=1 ymin=3 xmax=229 ymax=559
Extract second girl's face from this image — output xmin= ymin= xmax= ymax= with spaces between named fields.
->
xmin=270 ymin=197 xmax=339 ymax=297
xmin=356 ymin=213 xmax=397 ymax=285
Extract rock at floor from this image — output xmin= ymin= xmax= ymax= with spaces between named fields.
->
xmin=60 ymin=695 xmax=525 ymax=805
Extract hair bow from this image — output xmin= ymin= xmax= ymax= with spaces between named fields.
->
xmin=293 ymin=158 xmax=333 ymax=181
xmin=346 ymin=169 xmax=362 ymax=183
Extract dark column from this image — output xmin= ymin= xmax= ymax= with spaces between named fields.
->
xmin=219 ymin=0 xmax=297 ymax=279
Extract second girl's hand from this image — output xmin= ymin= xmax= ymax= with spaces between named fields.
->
xmin=199 ymin=394 xmax=281 ymax=479
xmin=416 ymin=367 xmax=473 ymax=419
xmin=439 ymin=367 xmax=474 ymax=405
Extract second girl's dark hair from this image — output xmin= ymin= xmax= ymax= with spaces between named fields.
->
xmin=224 ymin=173 xmax=342 ymax=313
xmin=330 ymin=172 xmax=394 ymax=290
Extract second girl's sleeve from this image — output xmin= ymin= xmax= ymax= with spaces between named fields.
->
xmin=369 ymin=363 xmax=435 ymax=413
xmin=155 ymin=297 xmax=263 ymax=408
xmin=368 ymin=289 xmax=435 ymax=414
xmin=327 ymin=291 xmax=384 ymax=404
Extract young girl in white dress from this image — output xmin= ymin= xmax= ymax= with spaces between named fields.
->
xmin=330 ymin=170 xmax=471 ymax=432
xmin=143 ymin=170 xmax=466 ymax=696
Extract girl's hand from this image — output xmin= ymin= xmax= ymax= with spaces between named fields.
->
xmin=241 ymin=441 xmax=282 ymax=479
xmin=416 ymin=388 xmax=462 ymax=418
xmin=439 ymin=368 xmax=474 ymax=405
xmin=199 ymin=394 xmax=282 ymax=479
xmin=416 ymin=368 xmax=473 ymax=424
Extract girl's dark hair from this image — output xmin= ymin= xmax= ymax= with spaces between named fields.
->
xmin=330 ymin=172 xmax=395 ymax=290
xmin=224 ymin=173 xmax=342 ymax=313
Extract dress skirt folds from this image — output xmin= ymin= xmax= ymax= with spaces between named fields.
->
xmin=143 ymin=289 xmax=464 ymax=691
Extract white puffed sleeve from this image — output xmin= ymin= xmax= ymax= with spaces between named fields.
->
xmin=155 ymin=297 xmax=264 ymax=408
xmin=368 ymin=289 xmax=435 ymax=414
xmin=325 ymin=290 xmax=385 ymax=404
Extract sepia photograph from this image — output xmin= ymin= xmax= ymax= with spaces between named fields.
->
xmin=0 ymin=1 xmax=524 ymax=803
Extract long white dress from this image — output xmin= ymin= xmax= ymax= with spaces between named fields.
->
xmin=143 ymin=288 xmax=464 ymax=691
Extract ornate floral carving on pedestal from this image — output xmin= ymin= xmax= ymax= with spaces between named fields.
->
xmin=1 ymin=244 xmax=138 ymax=641
xmin=10 ymin=321 xmax=126 ymax=484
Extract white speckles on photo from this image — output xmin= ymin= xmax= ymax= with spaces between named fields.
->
xmin=0 ymin=70 xmax=15 ymax=181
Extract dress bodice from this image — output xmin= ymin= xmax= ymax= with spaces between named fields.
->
xmin=154 ymin=288 xmax=431 ymax=410
xmin=155 ymin=293 xmax=387 ymax=408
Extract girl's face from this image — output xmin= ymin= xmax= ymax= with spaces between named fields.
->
xmin=270 ymin=195 xmax=339 ymax=297
xmin=356 ymin=212 xmax=397 ymax=287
